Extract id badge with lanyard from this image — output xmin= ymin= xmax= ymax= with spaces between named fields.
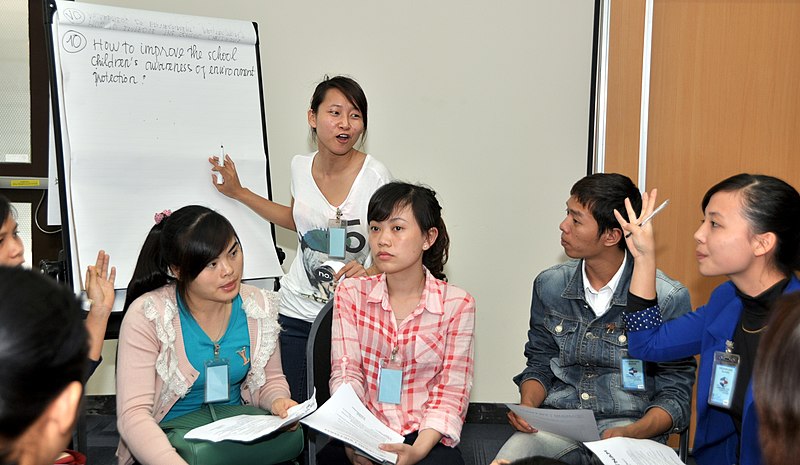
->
xmin=328 ymin=208 xmax=347 ymax=259
xmin=620 ymin=350 xmax=646 ymax=391
xmin=378 ymin=346 xmax=403 ymax=405
xmin=614 ymin=322 xmax=646 ymax=391
xmin=708 ymin=340 xmax=740 ymax=409
xmin=204 ymin=340 xmax=230 ymax=403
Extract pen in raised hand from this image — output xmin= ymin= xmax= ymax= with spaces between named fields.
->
xmin=625 ymin=199 xmax=669 ymax=238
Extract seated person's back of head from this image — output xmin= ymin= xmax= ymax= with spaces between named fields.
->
xmin=754 ymin=291 xmax=800 ymax=465
xmin=0 ymin=267 xmax=87 ymax=465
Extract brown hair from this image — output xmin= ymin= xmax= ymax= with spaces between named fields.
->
xmin=754 ymin=291 xmax=800 ymax=465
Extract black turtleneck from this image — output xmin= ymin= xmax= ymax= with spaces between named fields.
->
xmin=728 ymin=277 xmax=790 ymax=434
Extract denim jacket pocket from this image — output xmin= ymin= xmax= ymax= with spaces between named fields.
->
xmin=598 ymin=327 xmax=629 ymax=366
xmin=598 ymin=329 xmax=652 ymax=408
xmin=543 ymin=315 xmax=580 ymax=364
xmin=413 ymin=333 xmax=444 ymax=366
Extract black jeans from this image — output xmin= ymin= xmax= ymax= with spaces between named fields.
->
xmin=278 ymin=314 xmax=313 ymax=402
xmin=317 ymin=431 xmax=465 ymax=465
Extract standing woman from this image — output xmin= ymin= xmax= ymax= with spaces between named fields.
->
xmin=615 ymin=174 xmax=800 ymax=465
xmin=210 ymin=76 xmax=392 ymax=401
xmin=322 ymin=182 xmax=475 ymax=465
xmin=0 ymin=268 xmax=87 ymax=465
xmin=116 ymin=206 xmax=299 ymax=465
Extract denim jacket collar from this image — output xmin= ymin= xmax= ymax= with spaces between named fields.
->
xmin=561 ymin=251 xmax=634 ymax=309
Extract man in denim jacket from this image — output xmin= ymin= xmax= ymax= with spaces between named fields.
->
xmin=494 ymin=174 xmax=695 ymax=465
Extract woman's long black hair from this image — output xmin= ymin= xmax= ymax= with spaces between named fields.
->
xmin=124 ymin=206 xmax=239 ymax=309
xmin=703 ymin=174 xmax=800 ymax=275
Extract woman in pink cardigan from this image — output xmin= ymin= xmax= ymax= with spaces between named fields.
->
xmin=116 ymin=206 xmax=297 ymax=465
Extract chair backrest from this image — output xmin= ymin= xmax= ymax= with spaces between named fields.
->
xmin=306 ymin=301 xmax=334 ymax=405
xmin=304 ymin=301 xmax=334 ymax=465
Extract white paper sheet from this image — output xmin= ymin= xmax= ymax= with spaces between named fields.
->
xmin=51 ymin=1 xmax=282 ymax=292
xmin=584 ymin=437 xmax=685 ymax=465
xmin=184 ymin=394 xmax=317 ymax=442
xmin=505 ymin=404 xmax=601 ymax=442
xmin=301 ymin=384 xmax=405 ymax=464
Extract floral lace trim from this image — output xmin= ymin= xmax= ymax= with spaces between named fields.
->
xmin=143 ymin=287 xmax=281 ymax=406
xmin=143 ymin=294 xmax=189 ymax=407
xmin=243 ymin=289 xmax=281 ymax=391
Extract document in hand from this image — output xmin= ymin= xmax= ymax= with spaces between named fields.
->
xmin=505 ymin=404 xmax=601 ymax=442
xmin=505 ymin=405 xmax=686 ymax=465
xmin=301 ymin=383 xmax=405 ymax=464
xmin=184 ymin=394 xmax=317 ymax=442
xmin=584 ymin=437 xmax=686 ymax=465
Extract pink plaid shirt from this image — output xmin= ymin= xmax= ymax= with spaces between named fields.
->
xmin=330 ymin=269 xmax=476 ymax=446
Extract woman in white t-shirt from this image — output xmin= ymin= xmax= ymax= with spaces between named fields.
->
xmin=210 ymin=76 xmax=392 ymax=401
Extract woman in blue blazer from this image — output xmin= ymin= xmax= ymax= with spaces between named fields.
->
xmin=614 ymin=174 xmax=800 ymax=465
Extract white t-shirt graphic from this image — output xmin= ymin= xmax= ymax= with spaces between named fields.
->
xmin=279 ymin=152 xmax=392 ymax=322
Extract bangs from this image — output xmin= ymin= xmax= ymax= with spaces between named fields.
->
xmin=178 ymin=211 xmax=238 ymax=281
xmin=0 ymin=196 xmax=14 ymax=223
xmin=368 ymin=183 xmax=413 ymax=224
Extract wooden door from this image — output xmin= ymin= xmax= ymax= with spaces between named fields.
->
xmin=604 ymin=0 xmax=800 ymax=449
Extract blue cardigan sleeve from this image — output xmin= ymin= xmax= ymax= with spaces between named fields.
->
xmin=625 ymin=302 xmax=706 ymax=362
xmin=643 ymin=285 xmax=696 ymax=431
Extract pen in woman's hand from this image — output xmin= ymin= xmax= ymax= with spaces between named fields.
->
xmin=625 ymin=199 xmax=670 ymax=238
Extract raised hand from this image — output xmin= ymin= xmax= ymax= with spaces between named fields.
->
xmin=209 ymin=154 xmax=246 ymax=200
xmin=614 ymin=188 xmax=658 ymax=260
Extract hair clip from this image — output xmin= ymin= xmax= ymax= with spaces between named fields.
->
xmin=154 ymin=209 xmax=172 ymax=224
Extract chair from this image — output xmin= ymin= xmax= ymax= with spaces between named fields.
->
xmin=668 ymin=409 xmax=691 ymax=463
xmin=677 ymin=426 xmax=690 ymax=463
xmin=675 ymin=393 xmax=693 ymax=463
xmin=303 ymin=301 xmax=334 ymax=465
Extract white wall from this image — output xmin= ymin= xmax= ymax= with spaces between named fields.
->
xmin=76 ymin=0 xmax=596 ymax=402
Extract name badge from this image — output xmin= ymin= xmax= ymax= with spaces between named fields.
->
xmin=378 ymin=349 xmax=402 ymax=404
xmin=328 ymin=219 xmax=347 ymax=259
xmin=709 ymin=349 xmax=739 ymax=409
xmin=620 ymin=357 xmax=646 ymax=391
xmin=204 ymin=358 xmax=230 ymax=403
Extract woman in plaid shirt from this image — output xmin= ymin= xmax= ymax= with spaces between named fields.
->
xmin=321 ymin=182 xmax=476 ymax=465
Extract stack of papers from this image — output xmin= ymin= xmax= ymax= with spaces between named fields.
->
xmin=185 ymin=394 xmax=317 ymax=442
xmin=505 ymin=404 xmax=600 ymax=441
xmin=182 ymin=384 xmax=405 ymax=464
xmin=506 ymin=404 xmax=686 ymax=465
xmin=584 ymin=437 xmax=686 ymax=465
xmin=301 ymin=384 xmax=405 ymax=464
